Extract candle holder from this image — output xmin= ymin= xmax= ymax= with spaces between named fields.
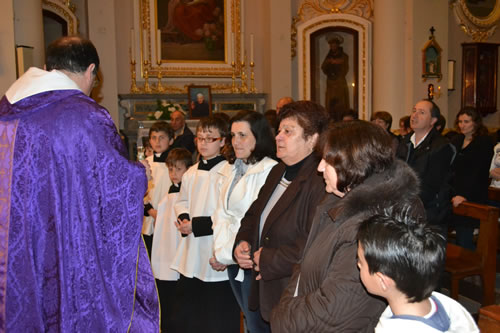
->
xmin=240 ymin=57 xmax=248 ymax=94
xmin=143 ymin=60 xmax=152 ymax=94
xmin=130 ymin=60 xmax=140 ymax=94
xmin=155 ymin=60 xmax=165 ymax=93
xmin=250 ymin=61 xmax=256 ymax=93
xmin=231 ymin=61 xmax=239 ymax=93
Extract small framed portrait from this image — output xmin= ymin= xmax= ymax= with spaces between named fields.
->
xmin=188 ymin=85 xmax=212 ymax=119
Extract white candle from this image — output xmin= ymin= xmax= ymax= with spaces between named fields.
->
xmin=157 ymin=29 xmax=162 ymax=63
xmin=231 ymin=32 xmax=235 ymax=63
xmin=240 ymin=0 xmax=245 ymax=63
xmin=130 ymin=29 xmax=135 ymax=63
xmin=142 ymin=29 xmax=148 ymax=62
xmin=448 ymin=60 xmax=455 ymax=90
xmin=250 ymin=34 xmax=254 ymax=64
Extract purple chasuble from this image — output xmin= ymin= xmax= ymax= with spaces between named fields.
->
xmin=0 ymin=90 xmax=159 ymax=332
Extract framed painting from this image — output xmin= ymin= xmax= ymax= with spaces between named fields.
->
xmin=137 ymin=0 xmax=242 ymax=77
xmin=188 ymin=85 xmax=212 ymax=119
xmin=310 ymin=27 xmax=359 ymax=121
xmin=421 ymin=34 xmax=442 ymax=82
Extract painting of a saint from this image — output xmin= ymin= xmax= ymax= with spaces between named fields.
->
xmin=157 ymin=0 xmax=225 ymax=62
xmin=321 ymin=33 xmax=350 ymax=116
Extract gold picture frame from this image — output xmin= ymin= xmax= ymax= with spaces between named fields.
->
xmin=421 ymin=34 xmax=442 ymax=82
xmin=138 ymin=0 xmax=242 ymax=78
xmin=451 ymin=0 xmax=500 ymax=42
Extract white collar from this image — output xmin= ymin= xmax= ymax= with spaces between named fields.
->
xmin=5 ymin=67 xmax=81 ymax=104
xmin=410 ymin=129 xmax=431 ymax=148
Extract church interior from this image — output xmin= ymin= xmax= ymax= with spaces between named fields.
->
xmin=3 ymin=0 xmax=500 ymax=330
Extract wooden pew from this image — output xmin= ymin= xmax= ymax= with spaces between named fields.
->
xmin=445 ymin=202 xmax=499 ymax=306
xmin=479 ymin=305 xmax=500 ymax=332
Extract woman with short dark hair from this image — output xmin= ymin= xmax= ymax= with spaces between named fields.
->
xmin=271 ymin=120 xmax=425 ymax=332
xmin=233 ymin=101 xmax=329 ymax=332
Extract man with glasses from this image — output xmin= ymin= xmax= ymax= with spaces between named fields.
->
xmin=0 ymin=36 xmax=158 ymax=331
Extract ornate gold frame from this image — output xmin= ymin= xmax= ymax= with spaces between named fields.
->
xmin=41 ymin=0 xmax=78 ymax=35
xmin=138 ymin=0 xmax=241 ymax=78
xmin=421 ymin=35 xmax=443 ymax=82
xmin=451 ymin=0 xmax=500 ymax=42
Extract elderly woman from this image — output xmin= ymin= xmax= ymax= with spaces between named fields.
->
xmin=450 ymin=107 xmax=493 ymax=249
xmin=233 ymin=101 xmax=329 ymax=331
xmin=271 ymin=120 xmax=425 ymax=332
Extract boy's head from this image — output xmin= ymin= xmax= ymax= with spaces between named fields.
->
xmin=195 ymin=115 xmax=229 ymax=160
xmin=149 ymin=121 xmax=174 ymax=154
xmin=166 ymin=148 xmax=193 ymax=184
xmin=357 ymin=209 xmax=445 ymax=303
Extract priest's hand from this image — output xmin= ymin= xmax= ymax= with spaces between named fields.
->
xmin=491 ymin=167 xmax=500 ymax=180
xmin=234 ymin=241 xmax=252 ymax=269
xmin=451 ymin=195 xmax=467 ymax=207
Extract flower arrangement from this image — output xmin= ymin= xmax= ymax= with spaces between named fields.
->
xmin=147 ymin=100 xmax=183 ymax=121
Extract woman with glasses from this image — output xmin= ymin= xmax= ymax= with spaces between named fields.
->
xmin=210 ymin=110 xmax=277 ymax=332
xmin=233 ymin=101 xmax=329 ymax=331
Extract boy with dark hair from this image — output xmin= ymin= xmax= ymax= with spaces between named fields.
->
xmin=170 ymin=116 xmax=240 ymax=333
xmin=357 ymin=210 xmax=478 ymax=332
xmin=143 ymin=121 xmax=175 ymax=255
xmin=151 ymin=148 xmax=193 ymax=332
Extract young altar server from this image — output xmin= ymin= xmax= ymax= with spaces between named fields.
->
xmin=151 ymin=148 xmax=193 ymax=333
xmin=143 ymin=121 xmax=174 ymax=255
xmin=171 ymin=116 xmax=240 ymax=333
xmin=357 ymin=209 xmax=479 ymax=333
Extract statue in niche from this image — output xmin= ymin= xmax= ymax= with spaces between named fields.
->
xmin=321 ymin=33 xmax=350 ymax=118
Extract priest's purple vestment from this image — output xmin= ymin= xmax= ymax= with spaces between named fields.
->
xmin=0 ymin=68 xmax=159 ymax=332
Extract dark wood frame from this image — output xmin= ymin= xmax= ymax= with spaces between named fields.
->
xmin=310 ymin=26 xmax=359 ymax=114
xmin=187 ymin=85 xmax=213 ymax=119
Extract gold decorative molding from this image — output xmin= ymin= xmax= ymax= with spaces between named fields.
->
xmin=451 ymin=0 xmax=500 ymax=42
xmin=299 ymin=17 xmax=370 ymax=120
xmin=42 ymin=0 xmax=79 ymax=35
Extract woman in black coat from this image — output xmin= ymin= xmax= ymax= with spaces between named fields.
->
xmin=450 ymin=107 xmax=493 ymax=249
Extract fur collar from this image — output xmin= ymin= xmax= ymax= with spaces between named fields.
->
xmin=327 ymin=160 xmax=423 ymax=223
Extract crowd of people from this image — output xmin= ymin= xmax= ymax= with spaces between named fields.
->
xmin=3 ymin=35 xmax=497 ymax=332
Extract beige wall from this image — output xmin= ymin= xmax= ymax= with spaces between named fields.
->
xmin=13 ymin=0 xmax=45 ymax=69
xmin=0 ymin=0 xmax=16 ymax=95
xmin=88 ymin=0 xmax=120 ymax=124
xmin=373 ymin=0 xmax=449 ymax=127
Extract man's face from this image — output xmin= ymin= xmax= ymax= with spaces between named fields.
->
xmin=329 ymin=42 xmax=339 ymax=52
xmin=170 ymin=111 xmax=185 ymax=132
xmin=411 ymin=101 xmax=436 ymax=132
xmin=197 ymin=95 xmax=204 ymax=104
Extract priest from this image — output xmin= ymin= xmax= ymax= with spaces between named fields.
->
xmin=0 ymin=36 xmax=159 ymax=331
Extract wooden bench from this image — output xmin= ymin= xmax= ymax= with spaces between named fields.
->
xmin=445 ymin=202 xmax=499 ymax=306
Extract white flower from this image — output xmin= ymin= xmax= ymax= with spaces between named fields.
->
xmin=168 ymin=106 xmax=175 ymax=112
xmin=154 ymin=111 xmax=163 ymax=119
xmin=161 ymin=100 xmax=168 ymax=107
xmin=174 ymin=104 xmax=182 ymax=110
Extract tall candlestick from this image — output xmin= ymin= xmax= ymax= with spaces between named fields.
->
xmin=142 ymin=29 xmax=148 ymax=62
xmin=130 ymin=29 xmax=135 ymax=63
xmin=250 ymin=34 xmax=254 ymax=64
xmin=157 ymin=29 xmax=162 ymax=64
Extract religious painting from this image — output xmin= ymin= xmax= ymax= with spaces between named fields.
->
xmin=188 ymin=85 xmax=212 ymax=119
xmin=310 ymin=27 xmax=358 ymax=121
xmin=156 ymin=0 xmax=225 ymax=62
xmin=138 ymin=0 xmax=241 ymax=77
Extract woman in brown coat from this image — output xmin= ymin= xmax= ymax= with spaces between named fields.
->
xmin=233 ymin=101 xmax=328 ymax=332
xmin=271 ymin=120 xmax=426 ymax=332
